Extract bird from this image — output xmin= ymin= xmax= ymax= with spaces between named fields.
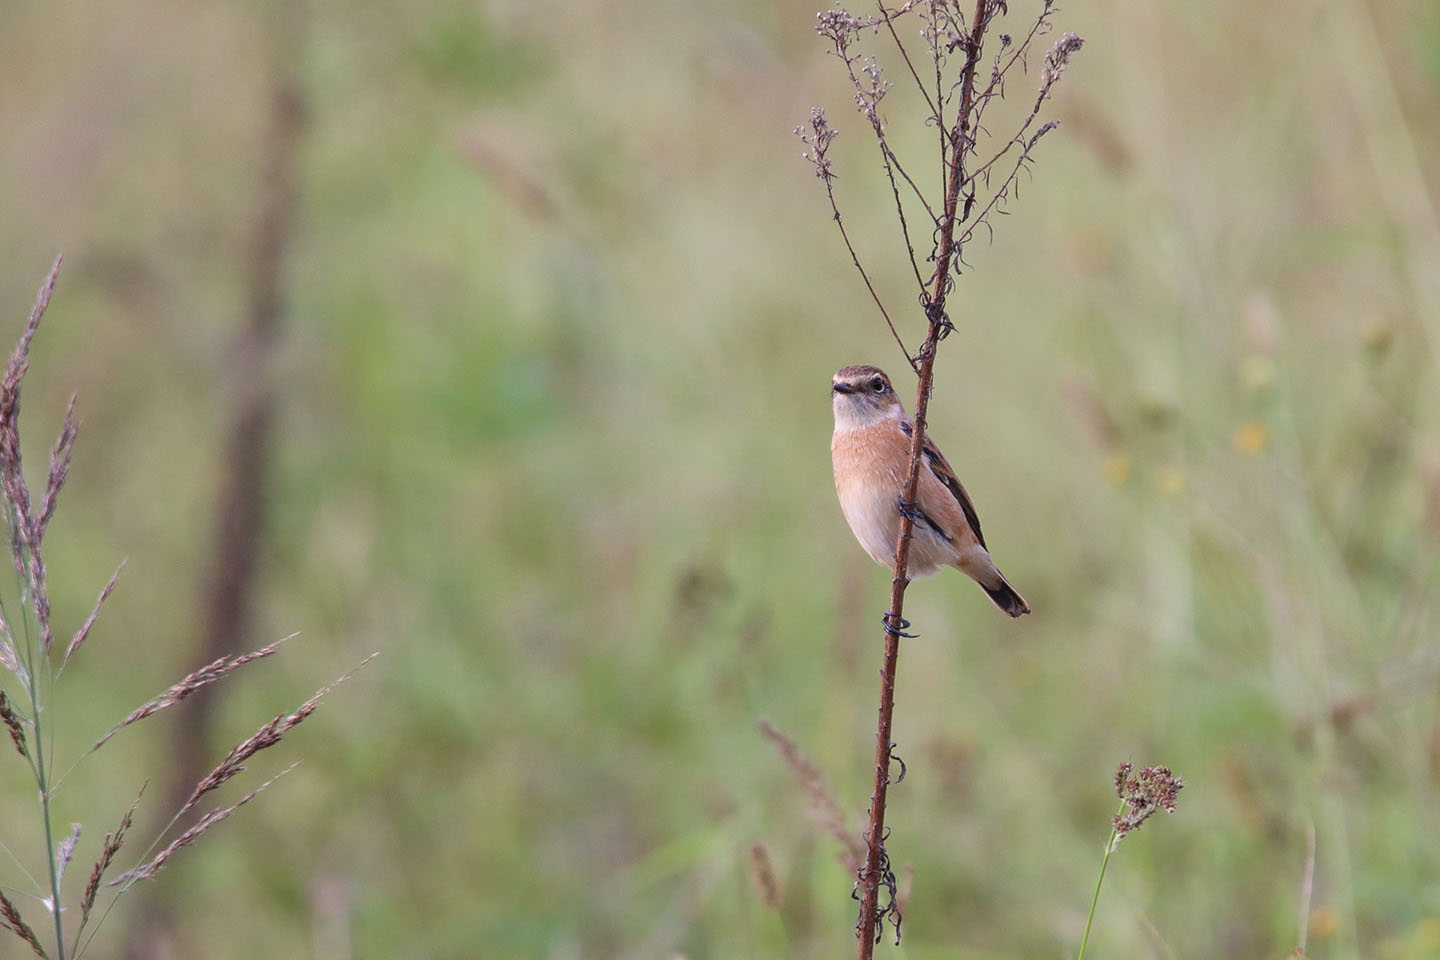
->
xmin=830 ymin=364 xmax=1030 ymax=618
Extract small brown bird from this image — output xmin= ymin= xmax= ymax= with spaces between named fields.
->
xmin=830 ymin=364 xmax=1030 ymax=617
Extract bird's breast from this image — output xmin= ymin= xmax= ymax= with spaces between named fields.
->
xmin=832 ymin=424 xmax=962 ymax=577
xmin=833 ymin=427 xmax=910 ymax=567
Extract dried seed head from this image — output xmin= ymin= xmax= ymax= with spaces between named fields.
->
xmin=80 ymin=784 xmax=145 ymax=935
xmin=0 ymin=691 xmax=27 ymax=758
xmin=92 ymin=635 xmax=295 ymax=751
xmin=56 ymin=823 xmax=82 ymax=886
xmin=113 ymin=764 xmax=298 ymax=886
xmin=37 ymin=393 xmax=79 ymax=545
xmin=854 ymin=57 xmax=891 ymax=122
xmin=1112 ymin=762 xmax=1184 ymax=843
xmin=758 ymin=718 xmax=865 ymax=871
xmin=183 ymin=653 xmax=375 ymax=810
xmin=1040 ymin=32 xmax=1084 ymax=94
xmin=796 ymin=107 xmax=840 ymax=181
xmin=817 ymin=9 xmax=866 ymax=48
xmin=0 ymin=259 xmax=60 ymax=596
xmin=0 ymin=889 xmax=47 ymax=959
xmin=747 ymin=843 xmax=781 ymax=911
xmin=0 ymin=631 xmax=17 ymax=677
xmin=62 ymin=559 xmax=125 ymax=669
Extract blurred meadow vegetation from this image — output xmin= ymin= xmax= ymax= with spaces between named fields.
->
xmin=2 ymin=0 xmax=1440 ymax=957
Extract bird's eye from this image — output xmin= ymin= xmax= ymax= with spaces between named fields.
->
xmin=871 ymin=377 xmax=887 ymax=393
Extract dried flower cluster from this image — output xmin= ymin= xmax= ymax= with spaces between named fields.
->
xmin=795 ymin=107 xmax=839 ymax=183
xmin=1112 ymin=762 xmax=1184 ymax=843
xmin=1040 ymin=31 xmax=1084 ymax=91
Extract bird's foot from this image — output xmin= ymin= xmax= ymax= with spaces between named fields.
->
xmin=880 ymin=611 xmax=917 ymax=638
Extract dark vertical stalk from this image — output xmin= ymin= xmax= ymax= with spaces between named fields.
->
xmin=854 ymin=1 xmax=990 ymax=954
xmin=125 ymin=11 xmax=305 ymax=958
xmin=175 ymin=40 xmax=304 ymax=801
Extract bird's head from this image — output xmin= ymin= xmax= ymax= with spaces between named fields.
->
xmin=831 ymin=365 xmax=904 ymax=430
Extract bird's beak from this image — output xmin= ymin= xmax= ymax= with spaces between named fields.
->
xmin=831 ymin=383 xmax=856 ymax=395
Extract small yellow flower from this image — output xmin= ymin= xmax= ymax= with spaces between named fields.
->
xmin=1234 ymin=422 xmax=1267 ymax=454
xmin=1102 ymin=453 xmax=1131 ymax=486
xmin=1309 ymin=905 xmax=1339 ymax=941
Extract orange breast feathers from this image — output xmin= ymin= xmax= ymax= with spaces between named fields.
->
xmin=831 ymin=421 xmax=982 ymax=577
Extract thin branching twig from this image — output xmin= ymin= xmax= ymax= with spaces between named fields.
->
xmin=797 ymin=110 xmax=917 ymax=370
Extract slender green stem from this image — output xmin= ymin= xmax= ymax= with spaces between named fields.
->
xmin=30 ymin=695 xmax=65 ymax=960
xmin=9 ymin=506 xmax=66 ymax=960
xmin=1076 ymin=800 xmax=1126 ymax=960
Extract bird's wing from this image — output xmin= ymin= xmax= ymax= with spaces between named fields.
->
xmin=900 ymin=419 xmax=987 ymax=550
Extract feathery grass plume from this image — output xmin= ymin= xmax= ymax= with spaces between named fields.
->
xmin=1 ymin=689 xmax=27 ymax=757
xmin=0 ymin=256 xmax=63 ymax=654
xmin=113 ymin=763 xmax=299 ymax=886
xmin=1077 ymin=763 xmax=1185 ymax=960
xmin=0 ymin=889 xmax=48 ymax=959
xmin=76 ymin=785 xmax=144 ymax=945
xmin=0 ymin=589 xmax=18 ymax=676
xmin=747 ymin=843 xmax=781 ymax=911
xmin=757 ymin=718 xmax=865 ymax=871
xmin=61 ymin=560 xmax=124 ymax=670
xmin=183 ymin=655 xmax=375 ymax=810
xmin=56 ymin=824 xmax=82 ymax=888
xmin=91 ymin=636 xmax=294 ymax=751
xmin=0 ymin=627 xmax=17 ymax=676
xmin=0 ymin=259 xmax=57 ymax=532
xmin=0 ymin=262 xmax=371 ymax=960
xmin=38 ymin=393 xmax=78 ymax=543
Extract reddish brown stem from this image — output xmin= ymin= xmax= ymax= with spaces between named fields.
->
xmin=854 ymin=0 xmax=990 ymax=954
xmin=126 ymin=27 xmax=305 ymax=958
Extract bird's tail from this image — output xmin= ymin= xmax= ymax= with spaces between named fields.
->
xmin=981 ymin=572 xmax=1030 ymax=618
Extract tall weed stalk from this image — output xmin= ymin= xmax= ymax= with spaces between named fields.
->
xmin=795 ymin=3 xmax=1081 ymax=953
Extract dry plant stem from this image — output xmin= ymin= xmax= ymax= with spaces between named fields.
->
xmin=854 ymin=2 xmax=990 ymax=954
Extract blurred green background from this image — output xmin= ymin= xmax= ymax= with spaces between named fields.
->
xmin=2 ymin=0 xmax=1439 ymax=957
